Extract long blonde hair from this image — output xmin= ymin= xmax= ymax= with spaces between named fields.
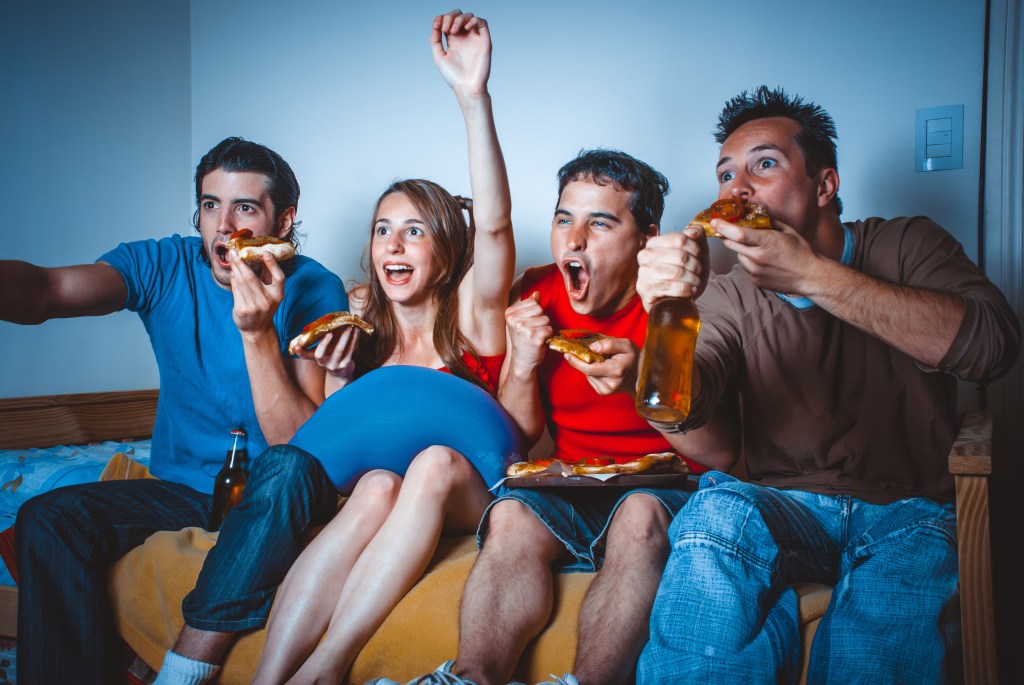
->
xmin=355 ymin=179 xmax=490 ymax=392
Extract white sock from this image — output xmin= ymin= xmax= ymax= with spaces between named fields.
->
xmin=151 ymin=650 xmax=221 ymax=685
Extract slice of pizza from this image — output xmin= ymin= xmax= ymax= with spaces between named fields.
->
xmin=506 ymin=457 xmax=561 ymax=478
xmin=691 ymin=198 xmax=771 ymax=238
xmin=569 ymin=452 xmax=689 ymax=476
xmin=546 ymin=329 xmax=608 ymax=364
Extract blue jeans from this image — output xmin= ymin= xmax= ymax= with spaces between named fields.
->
xmin=15 ymin=444 xmax=336 ymax=684
xmin=636 ymin=471 xmax=959 ymax=684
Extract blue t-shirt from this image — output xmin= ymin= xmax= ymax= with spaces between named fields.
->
xmin=99 ymin=234 xmax=347 ymax=493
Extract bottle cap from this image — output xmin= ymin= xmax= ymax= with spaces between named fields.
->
xmin=231 ymin=429 xmax=247 ymax=437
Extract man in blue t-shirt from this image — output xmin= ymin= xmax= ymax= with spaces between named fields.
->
xmin=1 ymin=137 xmax=347 ymax=684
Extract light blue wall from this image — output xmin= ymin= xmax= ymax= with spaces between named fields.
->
xmin=0 ymin=0 xmax=986 ymax=398
xmin=189 ymin=0 xmax=986 ymax=288
xmin=0 ymin=0 xmax=191 ymax=398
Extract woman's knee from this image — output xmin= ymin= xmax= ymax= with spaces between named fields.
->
xmin=404 ymin=446 xmax=475 ymax=496
xmin=348 ymin=469 xmax=402 ymax=507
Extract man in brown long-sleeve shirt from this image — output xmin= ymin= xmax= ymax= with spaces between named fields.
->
xmin=632 ymin=85 xmax=1020 ymax=684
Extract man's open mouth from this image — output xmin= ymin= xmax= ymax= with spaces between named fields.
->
xmin=214 ymin=243 xmax=230 ymax=267
xmin=561 ymin=258 xmax=590 ymax=301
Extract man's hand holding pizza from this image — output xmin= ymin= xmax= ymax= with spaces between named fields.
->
xmin=229 ymin=249 xmax=286 ymax=337
xmin=562 ymin=336 xmax=640 ymax=398
xmin=227 ymin=248 xmax=325 ymax=444
xmin=713 ymin=217 xmax=827 ymax=297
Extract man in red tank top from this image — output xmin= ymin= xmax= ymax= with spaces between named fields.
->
xmin=395 ymin=150 xmax=735 ymax=685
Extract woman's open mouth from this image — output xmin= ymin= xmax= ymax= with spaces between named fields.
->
xmin=384 ymin=263 xmax=414 ymax=286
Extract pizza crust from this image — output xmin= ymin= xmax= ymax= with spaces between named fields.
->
xmin=505 ymin=452 xmax=688 ymax=478
xmin=288 ymin=312 xmax=375 ymax=355
xmin=226 ymin=233 xmax=297 ymax=261
xmin=546 ymin=329 xmax=608 ymax=364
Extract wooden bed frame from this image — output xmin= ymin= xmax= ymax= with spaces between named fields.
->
xmin=0 ymin=390 xmax=998 ymax=684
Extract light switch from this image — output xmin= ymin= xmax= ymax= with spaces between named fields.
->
xmin=916 ymin=105 xmax=964 ymax=172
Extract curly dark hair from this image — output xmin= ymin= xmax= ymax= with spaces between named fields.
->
xmin=715 ymin=86 xmax=843 ymax=215
xmin=556 ymin=149 xmax=670 ymax=231
xmin=191 ymin=137 xmax=304 ymax=249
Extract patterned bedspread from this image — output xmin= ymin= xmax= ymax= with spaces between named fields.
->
xmin=0 ymin=440 xmax=152 ymax=586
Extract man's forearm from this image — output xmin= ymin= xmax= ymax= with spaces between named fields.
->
xmin=241 ymin=330 xmax=320 ymax=445
xmin=497 ymin=368 xmax=547 ymax=449
xmin=1 ymin=261 xmax=126 ymax=324
xmin=806 ymin=260 xmax=964 ymax=367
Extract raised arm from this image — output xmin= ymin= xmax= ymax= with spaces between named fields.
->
xmin=432 ymin=10 xmax=515 ymax=355
xmin=228 ymin=251 xmax=327 ymax=445
xmin=0 ymin=260 xmax=127 ymax=324
xmin=496 ymin=287 xmax=551 ymax=448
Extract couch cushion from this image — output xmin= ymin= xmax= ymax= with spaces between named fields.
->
xmin=110 ymin=526 xmax=832 ymax=684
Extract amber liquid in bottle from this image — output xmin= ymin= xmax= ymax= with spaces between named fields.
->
xmin=635 ymin=297 xmax=701 ymax=424
xmin=209 ymin=429 xmax=248 ymax=532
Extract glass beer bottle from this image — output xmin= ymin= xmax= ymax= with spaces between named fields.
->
xmin=635 ymin=297 xmax=701 ymax=424
xmin=209 ymin=429 xmax=248 ymax=532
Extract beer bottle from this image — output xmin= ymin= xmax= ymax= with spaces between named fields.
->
xmin=209 ymin=429 xmax=248 ymax=532
xmin=635 ymin=297 xmax=701 ymax=424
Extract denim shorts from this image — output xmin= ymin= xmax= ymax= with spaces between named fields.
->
xmin=477 ymin=484 xmax=692 ymax=573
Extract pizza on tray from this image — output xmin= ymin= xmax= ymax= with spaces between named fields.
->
xmin=506 ymin=452 xmax=688 ymax=478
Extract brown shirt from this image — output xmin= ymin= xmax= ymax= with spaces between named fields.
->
xmin=685 ymin=217 xmax=1020 ymax=504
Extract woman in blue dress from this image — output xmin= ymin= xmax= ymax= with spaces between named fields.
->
xmin=251 ymin=10 xmax=517 ymax=684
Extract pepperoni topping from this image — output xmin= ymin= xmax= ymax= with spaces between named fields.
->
xmin=561 ymin=329 xmax=594 ymax=339
xmin=302 ymin=312 xmax=342 ymax=332
xmin=709 ymin=198 xmax=744 ymax=222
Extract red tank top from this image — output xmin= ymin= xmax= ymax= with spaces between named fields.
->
xmin=439 ymin=350 xmax=504 ymax=394
xmin=523 ymin=264 xmax=702 ymax=473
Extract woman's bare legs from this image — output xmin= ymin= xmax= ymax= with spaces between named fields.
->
xmin=251 ymin=470 xmax=402 ymax=685
xmin=286 ymin=446 xmax=493 ymax=685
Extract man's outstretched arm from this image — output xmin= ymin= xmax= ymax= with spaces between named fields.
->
xmin=1 ymin=260 xmax=127 ymax=324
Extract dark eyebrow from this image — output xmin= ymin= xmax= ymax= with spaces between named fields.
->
xmin=200 ymin=193 xmax=219 ymax=202
xmin=554 ymin=208 xmax=574 ymax=218
xmin=232 ymin=197 xmax=265 ymax=207
xmin=374 ymin=218 xmax=424 ymax=225
xmin=588 ymin=211 xmax=621 ymax=223
xmin=718 ymin=143 xmax=785 ymax=170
